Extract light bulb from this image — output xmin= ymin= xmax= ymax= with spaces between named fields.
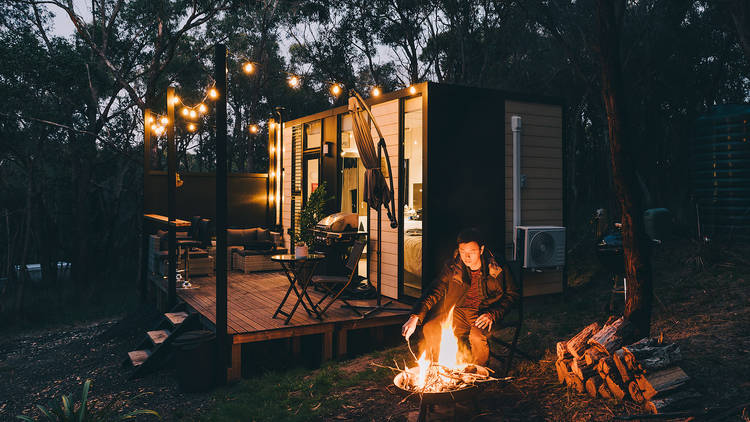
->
xmin=288 ymin=75 xmax=300 ymax=88
xmin=243 ymin=62 xmax=254 ymax=74
xmin=270 ymin=146 xmax=276 ymax=154
xmin=187 ymin=123 xmax=196 ymax=132
xmin=372 ymin=87 xmax=381 ymax=97
xmin=172 ymin=96 xmax=180 ymax=105
xmin=181 ymin=108 xmax=189 ymax=117
xmin=269 ymin=122 xmax=275 ymax=129
xmin=189 ymin=109 xmax=197 ymax=119
xmin=160 ymin=117 xmax=169 ymax=125
xmin=198 ymin=103 xmax=207 ymax=114
xmin=408 ymin=85 xmax=417 ymax=95
xmin=208 ymin=88 xmax=218 ymax=99
xmin=146 ymin=116 xmax=154 ymax=124
xmin=331 ymin=84 xmax=341 ymax=96
xmin=151 ymin=124 xmax=158 ymax=131
xmin=249 ymin=124 xmax=258 ymax=134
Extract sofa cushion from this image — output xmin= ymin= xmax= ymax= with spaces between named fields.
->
xmin=256 ymin=228 xmax=271 ymax=241
xmin=243 ymin=240 xmax=275 ymax=251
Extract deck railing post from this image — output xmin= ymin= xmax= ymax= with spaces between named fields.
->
xmin=167 ymin=88 xmax=177 ymax=309
xmin=215 ymin=43 xmax=229 ymax=385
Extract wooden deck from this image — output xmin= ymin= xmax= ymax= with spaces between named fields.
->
xmin=152 ymin=271 xmax=410 ymax=379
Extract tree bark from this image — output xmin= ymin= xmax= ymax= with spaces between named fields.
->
xmin=595 ymin=0 xmax=654 ymax=339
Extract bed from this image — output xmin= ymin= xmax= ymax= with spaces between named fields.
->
xmin=404 ymin=218 xmax=422 ymax=286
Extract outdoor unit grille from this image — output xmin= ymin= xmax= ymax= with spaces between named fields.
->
xmin=515 ymin=226 xmax=566 ymax=269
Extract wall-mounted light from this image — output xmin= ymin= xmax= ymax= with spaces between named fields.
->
xmin=408 ymin=85 xmax=417 ymax=95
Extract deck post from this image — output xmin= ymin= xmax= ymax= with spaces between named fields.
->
xmin=227 ymin=342 xmax=242 ymax=382
xmin=166 ymin=88 xmax=177 ymax=309
xmin=322 ymin=329 xmax=333 ymax=361
xmin=336 ymin=328 xmax=348 ymax=357
xmin=215 ymin=43 xmax=229 ymax=385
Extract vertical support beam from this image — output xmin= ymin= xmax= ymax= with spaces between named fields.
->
xmin=322 ymin=330 xmax=333 ymax=361
xmin=336 ymin=328 xmax=348 ymax=357
xmin=275 ymin=107 xmax=285 ymax=234
xmin=141 ymin=109 xmax=152 ymax=302
xmin=215 ymin=43 xmax=229 ymax=386
xmin=166 ymin=88 xmax=177 ymax=309
xmin=267 ymin=118 xmax=276 ymax=228
xmin=227 ymin=342 xmax=242 ymax=382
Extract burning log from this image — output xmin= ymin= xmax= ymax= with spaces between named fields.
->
xmin=557 ymin=341 xmax=570 ymax=361
xmin=645 ymin=390 xmax=702 ymax=414
xmin=622 ymin=339 xmax=681 ymax=373
xmin=585 ymin=376 xmax=604 ymax=398
xmin=636 ymin=366 xmax=690 ymax=400
xmin=556 ymin=358 xmax=572 ymax=384
xmin=587 ymin=316 xmax=637 ymax=355
xmin=566 ymin=322 xmax=602 ymax=360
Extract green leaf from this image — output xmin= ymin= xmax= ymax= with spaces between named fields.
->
xmin=15 ymin=415 xmax=35 ymax=421
xmin=118 ymin=409 xmax=161 ymax=420
xmin=35 ymin=404 xmax=56 ymax=421
xmin=61 ymin=395 xmax=72 ymax=420
xmin=78 ymin=379 xmax=91 ymax=422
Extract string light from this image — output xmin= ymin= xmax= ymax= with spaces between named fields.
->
xmin=150 ymin=124 xmax=158 ymax=131
xmin=189 ymin=109 xmax=197 ymax=119
xmin=146 ymin=116 xmax=154 ymax=124
xmin=249 ymin=124 xmax=258 ymax=134
xmin=181 ymin=107 xmax=190 ymax=117
xmin=269 ymin=122 xmax=276 ymax=129
xmin=243 ymin=62 xmax=255 ymax=74
xmin=372 ymin=87 xmax=381 ymax=97
xmin=160 ymin=117 xmax=169 ymax=125
xmin=187 ymin=123 xmax=197 ymax=132
xmin=171 ymin=96 xmax=180 ymax=105
xmin=408 ymin=85 xmax=417 ymax=95
xmin=288 ymin=75 xmax=300 ymax=88
xmin=330 ymin=83 xmax=342 ymax=96
xmin=208 ymin=88 xmax=219 ymax=99
xmin=198 ymin=103 xmax=207 ymax=114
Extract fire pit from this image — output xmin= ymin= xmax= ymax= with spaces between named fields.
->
xmin=391 ymin=307 xmax=506 ymax=421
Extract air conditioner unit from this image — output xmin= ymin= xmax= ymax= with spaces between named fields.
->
xmin=515 ymin=226 xmax=566 ymax=269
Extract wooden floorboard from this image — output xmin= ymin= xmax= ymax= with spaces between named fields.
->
xmin=170 ymin=270 xmax=410 ymax=343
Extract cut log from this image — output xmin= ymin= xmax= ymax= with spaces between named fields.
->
xmin=612 ymin=349 xmax=632 ymax=382
xmin=555 ymin=358 xmax=572 ymax=384
xmin=585 ymin=376 xmax=603 ymax=398
xmin=566 ymin=322 xmax=602 ymax=360
xmin=556 ymin=341 xmax=571 ymax=361
xmin=597 ymin=356 xmax=615 ymax=379
xmin=585 ymin=348 xmax=607 ymax=366
xmin=567 ymin=373 xmax=585 ymax=393
xmin=598 ymin=382 xmax=613 ymax=399
xmin=571 ymin=357 xmax=597 ymax=380
xmin=605 ymin=374 xmax=627 ymax=400
xmin=645 ymin=390 xmax=702 ymax=414
xmin=587 ymin=316 xmax=637 ymax=355
xmin=628 ymin=381 xmax=645 ymax=403
xmin=636 ymin=366 xmax=690 ymax=400
xmin=623 ymin=339 xmax=682 ymax=373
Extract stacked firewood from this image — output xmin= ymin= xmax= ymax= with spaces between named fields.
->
xmin=555 ymin=317 xmax=700 ymax=414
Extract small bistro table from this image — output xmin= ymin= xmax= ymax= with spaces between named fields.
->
xmin=271 ymin=254 xmax=326 ymax=324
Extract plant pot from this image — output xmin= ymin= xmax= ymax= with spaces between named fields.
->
xmin=295 ymin=245 xmax=308 ymax=259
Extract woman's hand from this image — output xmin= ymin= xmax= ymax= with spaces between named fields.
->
xmin=474 ymin=313 xmax=494 ymax=331
xmin=402 ymin=315 xmax=420 ymax=340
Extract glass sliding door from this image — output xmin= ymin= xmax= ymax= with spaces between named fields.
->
xmin=339 ymin=114 xmax=368 ymax=277
xmin=402 ymin=96 xmax=423 ymax=298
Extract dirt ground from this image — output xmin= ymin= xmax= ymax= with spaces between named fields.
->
xmin=1 ymin=238 xmax=748 ymax=421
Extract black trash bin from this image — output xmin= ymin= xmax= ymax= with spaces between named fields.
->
xmin=173 ymin=330 xmax=216 ymax=392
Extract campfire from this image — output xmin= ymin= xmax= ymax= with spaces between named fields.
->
xmin=393 ymin=307 xmax=499 ymax=395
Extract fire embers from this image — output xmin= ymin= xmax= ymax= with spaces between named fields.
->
xmin=396 ymin=362 xmax=491 ymax=393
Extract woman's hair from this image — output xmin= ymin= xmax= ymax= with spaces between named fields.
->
xmin=456 ymin=227 xmax=484 ymax=246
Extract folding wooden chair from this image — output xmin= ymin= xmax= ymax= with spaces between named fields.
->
xmin=310 ymin=239 xmax=367 ymax=317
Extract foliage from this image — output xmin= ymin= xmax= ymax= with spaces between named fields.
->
xmin=16 ymin=379 xmax=160 ymax=422
xmin=294 ymin=182 xmax=330 ymax=250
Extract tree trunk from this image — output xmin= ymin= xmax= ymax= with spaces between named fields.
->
xmin=595 ymin=0 xmax=654 ymax=339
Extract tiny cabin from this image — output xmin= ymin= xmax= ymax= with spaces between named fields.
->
xmin=269 ymin=82 xmax=566 ymax=300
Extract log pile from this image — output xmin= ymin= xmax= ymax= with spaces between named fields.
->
xmin=554 ymin=316 xmax=700 ymax=415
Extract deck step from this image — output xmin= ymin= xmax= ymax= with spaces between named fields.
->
xmin=165 ymin=311 xmax=189 ymax=326
xmin=146 ymin=329 xmax=170 ymax=345
xmin=128 ymin=350 xmax=151 ymax=367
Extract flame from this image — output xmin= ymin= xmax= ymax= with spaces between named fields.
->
xmin=437 ymin=306 xmax=460 ymax=368
xmin=415 ymin=351 xmax=428 ymax=388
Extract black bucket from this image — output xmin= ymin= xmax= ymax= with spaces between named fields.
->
xmin=173 ymin=330 xmax=216 ymax=393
